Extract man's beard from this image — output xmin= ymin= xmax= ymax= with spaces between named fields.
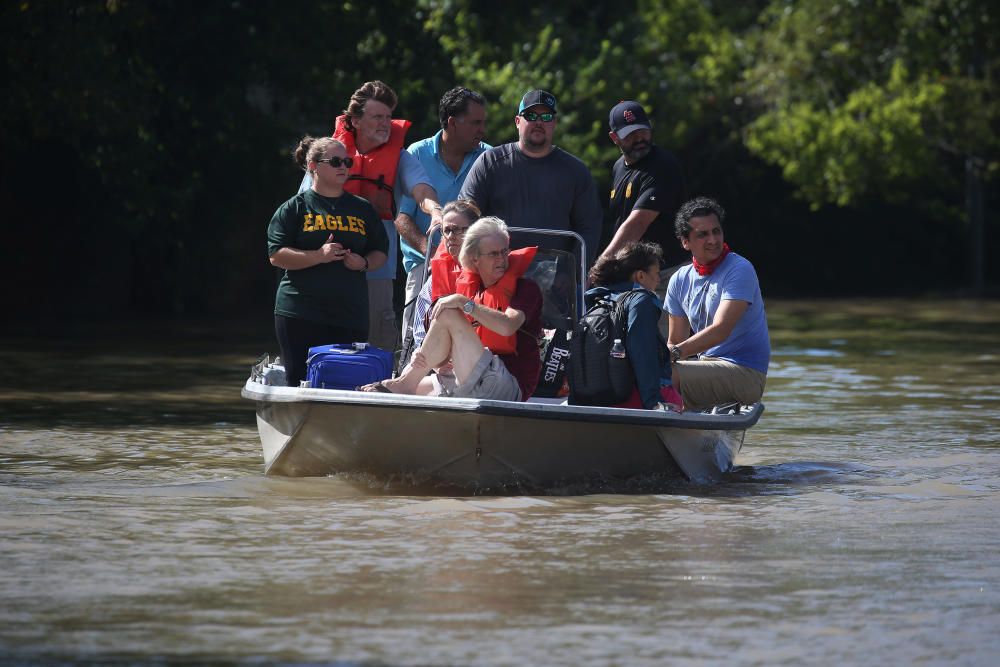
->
xmin=626 ymin=141 xmax=651 ymax=161
xmin=524 ymin=129 xmax=549 ymax=150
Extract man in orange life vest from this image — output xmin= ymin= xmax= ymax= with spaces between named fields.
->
xmin=300 ymin=81 xmax=444 ymax=351
xmin=359 ymin=217 xmax=543 ymax=402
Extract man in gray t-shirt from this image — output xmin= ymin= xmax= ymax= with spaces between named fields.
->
xmin=458 ymin=89 xmax=602 ymax=265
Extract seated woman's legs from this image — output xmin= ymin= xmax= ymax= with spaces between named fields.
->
xmin=380 ymin=309 xmax=485 ymax=395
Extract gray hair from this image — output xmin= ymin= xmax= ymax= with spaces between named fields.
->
xmin=459 ymin=216 xmax=509 ymax=268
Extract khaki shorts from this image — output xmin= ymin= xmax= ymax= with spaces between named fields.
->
xmin=432 ymin=349 xmax=522 ymax=401
xmin=672 ymin=356 xmax=766 ymax=411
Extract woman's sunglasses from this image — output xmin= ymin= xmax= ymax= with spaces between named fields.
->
xmin=318 ymin=156 xmax=354 ymax=168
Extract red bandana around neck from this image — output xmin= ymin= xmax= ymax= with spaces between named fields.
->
xmin=692 ymin=243 xmax=732 ymax=276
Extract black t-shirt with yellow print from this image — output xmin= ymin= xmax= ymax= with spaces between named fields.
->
xmin=267 ymin=189 xmax=387 ymax=327
xmin=607 ymin=145 xmax=686 ymax=267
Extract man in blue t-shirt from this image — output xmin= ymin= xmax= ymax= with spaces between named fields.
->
xmin=665 ymin=197 xmax=770 ymax=410
xmin=395 ymin=87 xmax=491 ymax=347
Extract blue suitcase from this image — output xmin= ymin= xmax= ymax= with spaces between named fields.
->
xmin=305 ymin=343 xmax=393 ymax=390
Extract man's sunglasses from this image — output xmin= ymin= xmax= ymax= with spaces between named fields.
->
xmin=318 ymin=156 xmax=354 ymax=168
xmin=519 ymin=111 xmax=556 ymax=123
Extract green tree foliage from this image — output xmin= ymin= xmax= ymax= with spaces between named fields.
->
xmin=419 ymin=0 xmax=764 ymax=191
xmin=743 ymin=0 xmax=998 ymax=214
xmin=420 ymin=1 xmax=628 ymax=170
xmin=746 ymin=60 xmax=947 ymax=207
xmin=0 ymin=0 xmax=994 ymax=319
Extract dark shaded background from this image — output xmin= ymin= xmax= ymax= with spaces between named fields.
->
xmin=2 ymin=1 xmax=995 ymax=328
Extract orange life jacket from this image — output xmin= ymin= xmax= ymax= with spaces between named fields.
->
xmin=332 ymin=115 xmax=411 ymax=220
xmin=430 ymin=245 xmax=462 ymax=301
xmin=454 ymin=247 xmax=538 ymax=355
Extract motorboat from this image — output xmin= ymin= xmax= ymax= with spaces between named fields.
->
xmin=242 ymin=228 xmax=764 ymax=491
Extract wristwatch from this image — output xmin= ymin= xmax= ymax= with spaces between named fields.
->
xmin=462 ymin=299 xmax=476 ymax=315
xmin=669 ymin=344 xmax=683 ymax=363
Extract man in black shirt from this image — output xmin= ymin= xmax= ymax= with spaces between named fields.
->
xmin=603 ymin=100 xmax=686 ymax=269
xmin=602 ymin=100 xmax=686 ymax=338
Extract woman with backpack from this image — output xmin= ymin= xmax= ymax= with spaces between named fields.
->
xmin=585 ymin=241 xmax=682 ymax=410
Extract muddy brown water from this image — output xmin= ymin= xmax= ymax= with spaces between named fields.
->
xmin=2 ymin=300 xmax=998 ymax=665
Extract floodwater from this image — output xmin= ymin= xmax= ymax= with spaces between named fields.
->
xmin=1 ymin=299 xmax=999 ymax=666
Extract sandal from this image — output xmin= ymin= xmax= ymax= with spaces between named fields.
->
xmin=357 ymin=381 xmax=392 ymax=393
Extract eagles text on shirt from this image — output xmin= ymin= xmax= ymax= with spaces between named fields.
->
xmin=302 ymin=214 xmax=368 ymax=234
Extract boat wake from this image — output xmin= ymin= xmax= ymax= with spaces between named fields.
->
xmin=733 ymin=460 xmax=867 ymax=482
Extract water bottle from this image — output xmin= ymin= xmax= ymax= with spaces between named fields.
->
xmin=610 ymin=338 xmax=626 ymax=359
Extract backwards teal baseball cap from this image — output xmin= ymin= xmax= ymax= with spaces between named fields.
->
xmin=518 ymin=89 xmax=557 ymax=113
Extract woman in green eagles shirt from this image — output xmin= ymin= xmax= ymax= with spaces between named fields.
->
xmin=267 ymin=136 xmax=388 ymax=386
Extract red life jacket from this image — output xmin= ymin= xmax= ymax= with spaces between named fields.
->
xmin=332 ymin=115 xmax=411 ymax=220
xmin=454 ymin=247 xmax=538 ymax=355
xmin=430 ymin=245 xmax=463 ymax=301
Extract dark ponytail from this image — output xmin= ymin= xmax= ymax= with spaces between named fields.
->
xmin=588 ymin=241 xmax=663 ymax=287
xmin=293 ymin=135 xmax=318 ymax=171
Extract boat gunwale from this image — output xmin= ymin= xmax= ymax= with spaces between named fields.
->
xmin=242 ymin=379 xmax=764 ymax=431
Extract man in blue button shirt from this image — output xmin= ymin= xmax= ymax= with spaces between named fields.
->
xmin=396 ymin=87 xmax=491 ymax=346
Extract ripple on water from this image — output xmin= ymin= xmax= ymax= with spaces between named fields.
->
xmin=2 ymin=305 xmax=1000 ymax=665
xmin=772 ymin=346 xmax=846 ymax=358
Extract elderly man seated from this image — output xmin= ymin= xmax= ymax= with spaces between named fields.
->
xmin=360 ymin=216 xmax=543 ymax=401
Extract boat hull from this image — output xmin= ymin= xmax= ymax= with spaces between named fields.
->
xmin=244 ymin=380 xmax=762 ymax=490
